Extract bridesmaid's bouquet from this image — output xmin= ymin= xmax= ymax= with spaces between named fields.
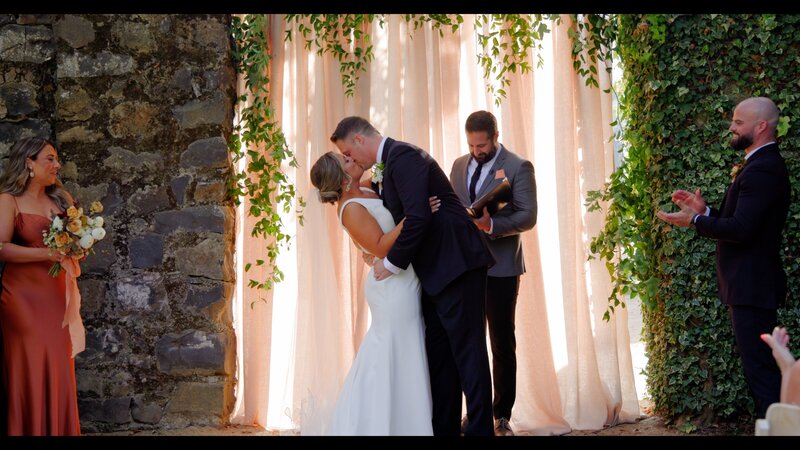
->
xmin=42 ymin=201 xmax=106 ymax=277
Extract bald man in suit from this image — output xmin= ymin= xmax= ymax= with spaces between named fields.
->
xmin=657 ymin=96 xmax=791 ymax=418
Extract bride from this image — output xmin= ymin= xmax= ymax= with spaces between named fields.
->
xmin=309 ymin=151 xmax=433 ymax=436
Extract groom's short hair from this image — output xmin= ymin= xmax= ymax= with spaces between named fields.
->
xmin=330 ymin=116 xmax=380 ymax=142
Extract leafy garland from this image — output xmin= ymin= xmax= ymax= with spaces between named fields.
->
xmin=228 ymin=14 xmax=614 ymax=300
xmin=229 ymin=15 xmax=305 ymax=301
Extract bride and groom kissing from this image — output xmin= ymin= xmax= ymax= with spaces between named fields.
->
xmin=310 ymin=116 xmax=496 ymax=436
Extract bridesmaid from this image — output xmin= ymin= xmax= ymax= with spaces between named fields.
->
xmin=0 ymin=137 xmax=80 ymax=436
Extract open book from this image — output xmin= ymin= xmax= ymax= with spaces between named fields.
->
xmin=466 ymin=178 xmax=511 ymax=218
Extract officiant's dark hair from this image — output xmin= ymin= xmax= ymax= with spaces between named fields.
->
xmin=330 ymin=116 xmax=380 ymax=142
xmin=310 ymin=152 xmax=348 ymax=205
xmin=465 ymin=110 xmax=498 ymax=138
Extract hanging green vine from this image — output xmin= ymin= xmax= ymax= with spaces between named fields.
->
xmin=284 ymin=14 xmax=564 ymax=106
xmin=585 ymin=13 xmax=800 ymax=426
xmin=228 ymin=13 xmax=610 ymax=301
xmin=229 ymin=15 xmax=305 ymax=302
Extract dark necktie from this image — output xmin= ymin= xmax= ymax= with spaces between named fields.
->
xmin=468 ymin=160 xmax=484 ymax=203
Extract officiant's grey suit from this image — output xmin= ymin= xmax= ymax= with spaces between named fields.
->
xmin=449 ymin=144 xmax=536 ymax=423
xmin=450 ymin=145 xmax=537 ymax=277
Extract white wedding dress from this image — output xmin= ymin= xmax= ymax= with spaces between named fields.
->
xmin=325 ymin=196 xmax=433 ymax=436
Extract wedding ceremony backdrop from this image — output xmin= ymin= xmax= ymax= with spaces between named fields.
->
xmin=0 ymin=13 xmax=798 ymax=434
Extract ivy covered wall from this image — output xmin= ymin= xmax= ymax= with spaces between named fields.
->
xmin=611 ymin=14 xmax=800 ymax=424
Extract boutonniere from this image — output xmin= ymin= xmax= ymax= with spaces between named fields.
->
xmin=730 ymin=159 xmax=746 ymax=182
xmin=371 ymin=162 xmax=385 ymax=184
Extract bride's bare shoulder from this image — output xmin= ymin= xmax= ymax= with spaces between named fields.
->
xmin=338 ymin=198 xmax=367 ymax=217
xmin=359 ymin=187 xmax=380 ymax=199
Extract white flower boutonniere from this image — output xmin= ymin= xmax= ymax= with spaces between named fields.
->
xmin=371 ymin=162 xmax=385 ymax=184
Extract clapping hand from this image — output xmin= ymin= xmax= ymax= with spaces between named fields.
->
xmin=671 ymin=189 xmax=707 ymax=214
xmin=656 ymin=188 xmax=706 ymax=228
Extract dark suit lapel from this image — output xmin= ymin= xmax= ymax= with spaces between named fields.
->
xmin=382 ymin=137 xmax=395 ymax=165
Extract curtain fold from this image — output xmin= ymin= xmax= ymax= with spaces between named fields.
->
xmin=231 ymin=14 xmax=641 ymax=435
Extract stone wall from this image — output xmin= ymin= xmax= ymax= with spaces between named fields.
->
xmin=0 ymin=14 xmax=237 ymax=432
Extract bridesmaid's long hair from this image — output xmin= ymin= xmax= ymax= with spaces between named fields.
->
xmin=0 ymin=137 xmax=70 ymax=211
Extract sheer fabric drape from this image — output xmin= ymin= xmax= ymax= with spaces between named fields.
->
xmin=230 ymin=14 xmax=640 ymax=435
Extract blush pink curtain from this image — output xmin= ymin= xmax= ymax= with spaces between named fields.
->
xmin=230 ymin=14 xmax=641 ymax=435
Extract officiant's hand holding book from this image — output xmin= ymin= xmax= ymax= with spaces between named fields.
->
xmin=466 ymin=178 xmax=511 ymax=218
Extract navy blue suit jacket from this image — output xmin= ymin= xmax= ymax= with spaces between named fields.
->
xmin=695 ymin=143 xmax=790 ymax=308
xmin=378 ymin=137 xmax=494 ymax=296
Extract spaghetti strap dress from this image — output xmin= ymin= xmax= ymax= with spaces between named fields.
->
xmin=0 ymin=211 xmax=80 ymax=435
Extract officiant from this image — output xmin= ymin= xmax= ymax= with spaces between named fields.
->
xmin=448 ymin=110 xmax=537 ymax=436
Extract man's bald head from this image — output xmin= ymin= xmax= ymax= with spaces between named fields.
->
xmin=738 ymin=96 xmax=779 ymax=135
xmin=730 ymin=96 xmax=780 ymax=151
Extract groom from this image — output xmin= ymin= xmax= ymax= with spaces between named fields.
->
xmin=331 ymin=116 xmax=495 ymax=436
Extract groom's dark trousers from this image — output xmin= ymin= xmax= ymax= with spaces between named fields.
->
xmin=379 ymin=137 xmax=495 ymax=436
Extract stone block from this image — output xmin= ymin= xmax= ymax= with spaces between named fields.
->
xmin=80 ymin=326 xmax=127 ymax=364
xmin=153 ymin=205 xmax=227 ymax=234
xmin=0 ymin=119 xmax=51 ymax=157
xmin=77 ymin=278 xmax=107 ymax=315
xmin=0 ymin=25 xmax=54 ymax=63
xmin=78 ymin=397 xmax=132 ymax=424
xmin=113 ymin=273 xmax=168 ymax=313
xmin=0 ymin=82 xmax=37 ymax=117
xmin=59 ymin=125 xmax=104 ymax=143
xmin=193 ymin=181 xmax=227 ymax=203
xmin=173 ymin=93 xmax=228 ymax=129
xmin=76 ymin=369 xmax=104 ymax=396
xmin=103 ymin=147 xmax=163 ymax=182
xmin=129 ymin=233 xmax=164 ymax=269
xmin=57 ymin=51 xmax=135 ymax=78
xmin=82 ymin=227 xmax=115 ymax=275
xmin=108 ymin=101 xmax=158 ymax=139
xmin=56 ymin=85 xmax=95 ymax=121
xmin=180 ymin=136 xmax=229 ymax=169
xmin=126 ymin=185 xmax=171 ymax=215
xmin=53 ymin=14 xmax=95 ymax=48
xmin=155 ymin=330 xmax=227 ymax=376
xmin=173 ymin=234 xmax=232 ymax=281
xmin=186 ymin=282 xmax=224 ymax=309
xmin=131 ymin=398 xmax=163 ymax=424
xmin=111 ymin=20 xmax=154 ymax=54
xmin=170 ymin=175 xmax=191 ymax=205
xmin=163 ymin=381 xmax=226 ymax=427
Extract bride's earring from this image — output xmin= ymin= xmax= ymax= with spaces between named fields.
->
xmin=345 ymin=175 xmax=353 ymax=192
xmin=29 ymin=167 xmax=33 ymax=178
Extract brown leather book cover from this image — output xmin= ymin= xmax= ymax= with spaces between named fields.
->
xmin=467 ymin=178 xmax=511 ymax=218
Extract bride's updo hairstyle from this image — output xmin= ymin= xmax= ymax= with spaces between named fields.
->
xmin=310 ymin=151 xmax=348 ymax=205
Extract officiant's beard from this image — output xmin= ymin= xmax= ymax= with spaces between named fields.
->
xmin=472 ymin=145 xmax=498 ymax=164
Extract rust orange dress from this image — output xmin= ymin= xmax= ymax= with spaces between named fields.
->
xmin=0 ymin=212 xmax=80 ymax=435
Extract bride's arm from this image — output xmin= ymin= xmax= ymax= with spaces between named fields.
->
xmin=341 ymin=202 xmax=404 ymax=259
